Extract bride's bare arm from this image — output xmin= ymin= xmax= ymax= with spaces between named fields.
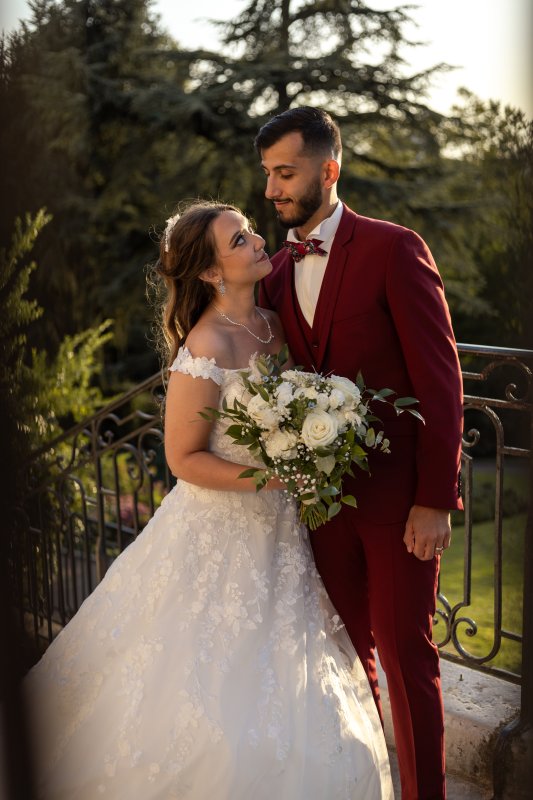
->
xmin=165 ymin=370 xmax=283 ymax=491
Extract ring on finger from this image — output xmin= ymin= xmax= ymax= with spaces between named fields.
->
xmin=434 ymin=546 xmax=444 ymax=554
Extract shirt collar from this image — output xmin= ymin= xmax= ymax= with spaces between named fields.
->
xmin=287 ymin=200 xmax=343 ymax=244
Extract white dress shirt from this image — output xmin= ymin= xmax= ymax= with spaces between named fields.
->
xmin=286 ymin=200 xmax=344 ymax=327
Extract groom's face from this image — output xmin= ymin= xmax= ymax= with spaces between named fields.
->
xmin=260 ymin=131 xmax=329 ymax=231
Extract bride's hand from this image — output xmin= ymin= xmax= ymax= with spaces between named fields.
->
xmin=266 ymin=475 xmax=286 ymax=491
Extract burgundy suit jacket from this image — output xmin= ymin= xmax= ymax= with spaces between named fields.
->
xmin=259 ymin=204 xmax=464 ymax=524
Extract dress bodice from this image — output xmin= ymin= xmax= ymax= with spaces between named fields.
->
xmin=169 ymin=346 xmax=263 ymax=469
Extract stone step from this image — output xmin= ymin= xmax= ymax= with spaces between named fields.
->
xmin=377 ymin=654 xmax=520 ymax=793
xmin=387 ymin=748 xmax=491 ymax=799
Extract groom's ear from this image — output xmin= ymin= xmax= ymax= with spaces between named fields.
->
xmin=323 ymin=159 xmax=340 ymax=188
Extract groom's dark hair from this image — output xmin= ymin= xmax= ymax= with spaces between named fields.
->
xmin=254 ymin=106 xmax=342 ymax=160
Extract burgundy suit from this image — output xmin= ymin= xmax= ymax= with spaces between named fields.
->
xmin=259 ymin=204 xmax=463 ymax=799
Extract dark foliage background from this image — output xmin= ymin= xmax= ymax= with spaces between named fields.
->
xmin=1 ymin=0 xmax=531 ymax=423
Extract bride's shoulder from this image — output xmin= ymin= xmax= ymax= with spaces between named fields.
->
xmin=184 ymin=325 xmax=228 ymax=364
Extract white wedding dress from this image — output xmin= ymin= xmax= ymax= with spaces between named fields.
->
xmin=25 ymin=347 xmax=393 ymax=800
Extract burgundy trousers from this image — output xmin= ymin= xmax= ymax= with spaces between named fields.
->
xmin=310 ymin=511 xmax=445 ymax=800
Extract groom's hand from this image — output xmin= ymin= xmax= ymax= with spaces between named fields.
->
xmin=403 ymin=505 xmax=451 ymax=561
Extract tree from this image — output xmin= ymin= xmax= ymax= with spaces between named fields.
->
xmin=167 ymin=0 xmax=452 ymax=241
xmin=0 ymin=0 xmax=192 ymax=371
xmin=433 ymin=94 xmax=533 ymax=346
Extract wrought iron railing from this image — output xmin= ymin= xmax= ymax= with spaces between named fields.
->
xmin=11 ymin=345 xmax=532 ymax=694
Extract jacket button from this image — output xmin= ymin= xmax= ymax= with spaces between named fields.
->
xmin=312 ymin=343 xmax=318 ymax=349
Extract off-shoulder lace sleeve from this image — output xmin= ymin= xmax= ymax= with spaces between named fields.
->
xmin=169 ymin=346 xmax=224 ymax=386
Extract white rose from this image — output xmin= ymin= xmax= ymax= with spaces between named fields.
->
xmin=303 ymin=387 xmax=318 ymax=400
xmin=301 ymin=409 xmax=338 ymax=449
xmin=329 ymin=375 xmax=361 ymax=406
xmin=247 ymin=393 xmax=278 ymax=429
xmin=264 ymin=429 xmax=299 ymax=460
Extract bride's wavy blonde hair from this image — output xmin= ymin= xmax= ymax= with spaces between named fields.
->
xmin=149 ymin=200 xmax=240 ymax=367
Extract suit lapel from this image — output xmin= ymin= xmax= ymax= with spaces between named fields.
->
xmin=313 ymin=206 xmax=357 ymax=370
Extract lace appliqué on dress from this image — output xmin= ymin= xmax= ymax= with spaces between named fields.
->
xmin=169 ymin=346 xmax=224 ymax=386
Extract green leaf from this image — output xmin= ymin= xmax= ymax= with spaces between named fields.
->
xmin=341 ymin=495 xmax=358 ymax=507
xmin=365 ymin=428 xmax=376 ymax=447
xmin=327 ymin=502 xmax=342 ymax=519
xmin=226 ymin=424 xmax=243 ymax=438
xmin=278 ymin=343 xmax=289 ymax=365
xmin=238 ymin=468 xmax=259 ymax=479
xmin=237 ymin=434 xmax=258 ymax=445
xmin=371 ymin=388 xmax=395 ymax=401
xmin=314 ymin=446 xmax=334 ymax=457
xmin=355 ymin=371 xmax=365 ymax=390
xmin=407 ymin=409 xmax=425 ymax=423
xmin=316 ymin=454 xmax=336 ymax=475
xmin=394 ymin=396 xmax=419 ymax=407
xmin=256 ymin=383 xmax=270 ymax=401
xmin=319 ymin=485 xmax=340 ymax=497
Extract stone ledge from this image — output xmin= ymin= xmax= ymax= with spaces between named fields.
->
xmin=376 ymin=655 xmax=520 ymax=789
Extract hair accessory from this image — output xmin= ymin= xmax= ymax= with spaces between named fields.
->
xmin=217 ymin=278 xmax=226 ymax=296
xmin=164 ymin=213 xmax=180 ymax=253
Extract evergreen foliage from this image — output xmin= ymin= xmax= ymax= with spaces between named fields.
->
xmin=0 ymin=0 xmax=530 ymax=395
xmin=0 ymin=210 xmax=114 ymax=461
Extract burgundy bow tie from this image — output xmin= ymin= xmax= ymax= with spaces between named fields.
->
xmin=282 ymin=238 xmax=327 ymax=262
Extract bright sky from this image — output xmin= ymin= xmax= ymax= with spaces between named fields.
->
xmin=2 ymin=0 xmax=531 ymax=117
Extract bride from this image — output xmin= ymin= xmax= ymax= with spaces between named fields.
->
xmin=25 ymin=200 xmax=393 ymax=799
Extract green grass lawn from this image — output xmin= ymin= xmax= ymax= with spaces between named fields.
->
xmin=437 ymin=513 xmax=525 ymax=675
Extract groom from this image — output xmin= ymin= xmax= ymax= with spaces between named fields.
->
xmin=255 ymin=107 xmax=463 ymax=799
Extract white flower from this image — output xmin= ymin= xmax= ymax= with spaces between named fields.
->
xmin=301 ymin=409 xmax=338 ymax=449
xmin=275 ymin=381 xmax=294 ymax=408
xmin=224 ymin=378 xmax=247 ymax=409
xmin=247 ymin=393 xmax=279 ymax=429
xmin=329 ymin=375 xmax=361 ymax=405
xmin=344 ymin=410 xmax=362 ymax=427
xmin=247 ymin=354 xmax=262 ymax=383
xmin=328 ymin=388 xmax=345 ymax=409
xmin=264 ymin=429 xmax=299 ymax=460
xmin=316 ymin=392 xmax=330 ymax=409
xmin=303 ymin=386 xmax=318 ymax=400
xmin=331 ymin=409 xmax=348 ymax=433
xmin=280 ymin=369 xmax=304 ymax=384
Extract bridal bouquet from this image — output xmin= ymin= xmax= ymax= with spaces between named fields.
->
xmin=202 ymin=347 xmax=423 ymax=530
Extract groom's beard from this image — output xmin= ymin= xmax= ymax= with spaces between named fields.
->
xmin=276 ymin=177 xmax=323 ymax=230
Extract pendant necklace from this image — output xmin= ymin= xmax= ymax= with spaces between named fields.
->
xmin=213 ymin=305 xmax=274 ymax=344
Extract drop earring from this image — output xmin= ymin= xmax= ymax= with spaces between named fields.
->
xmin=217 ymin=278 xmax=226 ymax=296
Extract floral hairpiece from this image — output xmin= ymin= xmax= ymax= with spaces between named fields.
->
xmin=164 ymin=213 xmax=180 ymax=252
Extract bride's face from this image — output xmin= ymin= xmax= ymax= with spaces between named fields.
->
xmin=211 ymin=210 xmax=272 ymax=287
